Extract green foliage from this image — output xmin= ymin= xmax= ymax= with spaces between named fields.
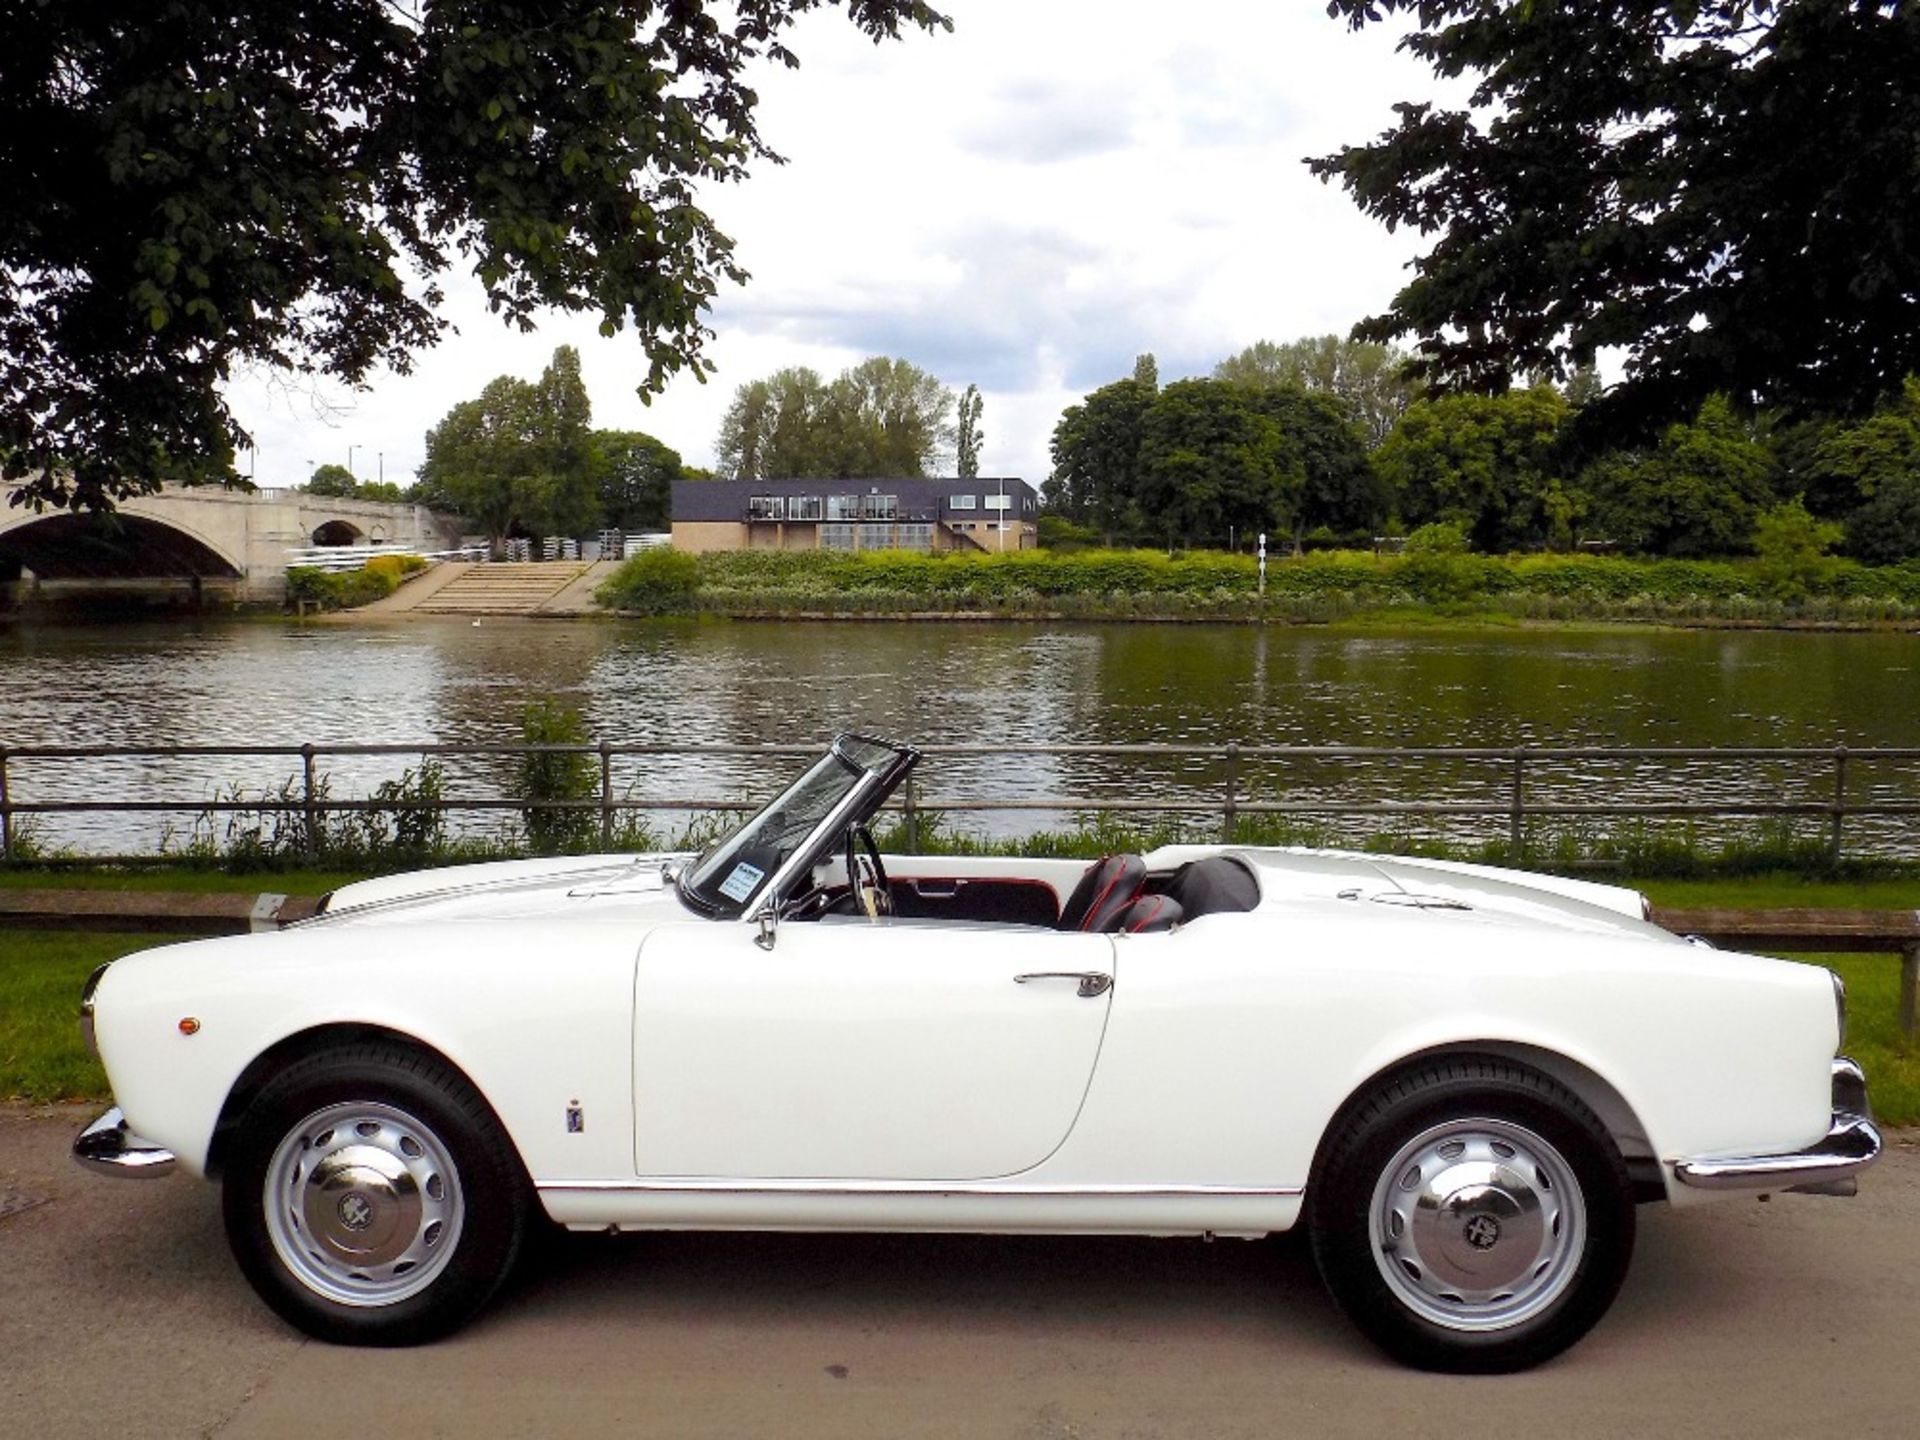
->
xmin=417 ymin=345 xmax=599 ymax=540
xmin=1046 ymin=377 xmax=1156 ymax=539
xmin=1374 ymin=387 xmax=1572 ymax=550
xmin=516 ymin=699 xmax=598 ymax=854
xmin=592 ymin=542 xmax=1920 ymax=624
xmin=1402 ymin=521 xmax=1469 ymax=554
xmin=1752 ymin=497 xmax=1844 ymax=599
xmin=285 ymin=554 xmax=424 ymax=611
xmin=1812 ymin=380 xmax=1920 ymax=563
xmin=1214 ymin=335 xmax=1418 ymax=447
xmin=164 ymin=764 xmax=448 ymax=871
xmin=596 ymin=545 xmax=702 ymax=613
xmin=955 ymin=384 xmax=984 ymax=481
xmin=306 ymin=463 xmax=359 ymax=497
xmin=716 ymin=357 xmax=955 ymax=480
xmin=1583 ymin=395 xmax=1777 ymax=557
xmin=1313 ymin=2 xmax=1920 ymax=440
xmin=1 ymin=2 xmax=951 ymax=513
xmin=1036 ymin=514 xmax=1103 ymax=551
xmin=591 ymin=430 xmax=684 ymax=532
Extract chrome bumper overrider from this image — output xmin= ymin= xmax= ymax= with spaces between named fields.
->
xmin=1673 ymin=1058 xmax=1881 ymax=1195
xmin=73 ymin=1107 xmax=177 ymax=1178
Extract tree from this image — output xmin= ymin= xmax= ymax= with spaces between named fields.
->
xmin=955 ymin=385 xmax=985 ymax=480
xmin=1242 ymin=386 xmax=1388 ymax=546
xmin=305 ymin=464 xmax=359 ymax=498
xmin=415 ymin=345 xmax=599 ymax=541
xmin=592 ymin=431 xmax=684 ymax=532
xmin=1753 ymin=497 xmax=1844 ymax=598
xmin=1374 ymin=387 xmax=1573 ymax=551
xmin=1 ymin=1 xmax=950 ymax=512
xmin=1214 ymin=336 xmax=1416 ymax=448
xmin=1132 ymin=353 xmax=1160 ymax=390
xmin=1810 ymin=380 xmax=1920 ymax=563
xmin=1137 ymin=380 xmax=1295 ymax=549
xmin=417 ymin=377 xmax=539 ymax=544
xmin=1581 ymin=396 xmax=1776 ymax=557
xmin=1312 ymin=3 xmax=1920 ymax=439
xmin=714 ymin=357 xmax=952 ymax=479
xmin=1046 ymin=378 xmax=1156 ymax=540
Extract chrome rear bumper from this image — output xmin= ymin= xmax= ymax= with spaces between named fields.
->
xmin=1673 ymin=1058 xmax=1881 ymax=1195
xmin=73 ymin=1107 xmax=177 ymax=1178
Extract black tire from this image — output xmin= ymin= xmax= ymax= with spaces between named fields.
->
xmin=1308 ymin=1058 xmax=1635 ymax=1373
xmin=221 ymin=1041 xmax=531 ymax=1346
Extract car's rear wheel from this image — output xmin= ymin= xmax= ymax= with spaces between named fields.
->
xmin=221 ymin=1042 xmax=529 ymax=1345
xmin=1309 ymin=1059 xmax=1634 ymax=1373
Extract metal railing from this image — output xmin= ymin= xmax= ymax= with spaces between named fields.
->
xmin=3 ymin=740 xmax=1920 ymax=863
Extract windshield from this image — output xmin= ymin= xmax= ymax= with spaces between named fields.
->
xmin=678 ymin=735 xmax=913 ymax=919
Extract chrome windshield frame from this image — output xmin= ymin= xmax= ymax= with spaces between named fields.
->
xmin=674 ymin=733 xmax=919 ymax=922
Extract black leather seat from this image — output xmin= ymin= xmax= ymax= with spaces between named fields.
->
xmin=1162 ymin=856 xmax=1260 ymax=919
xmin=1057 ymin=854 xmax=1145 ymax=932
xmin=1116 ymin=894 xmax=1184 ymax=933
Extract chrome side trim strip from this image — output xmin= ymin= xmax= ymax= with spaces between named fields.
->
xmin=535 ymin=1179 xmax=1303 ymax=1199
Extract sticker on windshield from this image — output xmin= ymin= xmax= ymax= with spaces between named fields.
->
xmin=717 ymin=861 xmax=765 ymax=903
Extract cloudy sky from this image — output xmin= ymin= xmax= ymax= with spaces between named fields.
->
xmin=226 ymin=2 xmax=1438 ymax=491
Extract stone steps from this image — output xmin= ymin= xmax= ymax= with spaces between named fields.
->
xmin=413 ymin=561 xmax=592 ymax=615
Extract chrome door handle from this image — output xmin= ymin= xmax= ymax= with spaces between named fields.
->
xmin=1014 ymin=971 xmax=1113 ymax=998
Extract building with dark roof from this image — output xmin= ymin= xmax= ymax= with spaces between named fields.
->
xmin=670 ymin=477 xmax=1038 ymax=554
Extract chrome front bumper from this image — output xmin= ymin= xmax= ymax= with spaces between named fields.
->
xmin=1673 ymin=1058 xmax=1881 ymax=1195
xmin=73 ymin=1107 xmax=177 ymax=1178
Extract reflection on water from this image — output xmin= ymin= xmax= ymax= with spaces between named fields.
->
xmin=3 ymin=617 xmax=1918 ymax=855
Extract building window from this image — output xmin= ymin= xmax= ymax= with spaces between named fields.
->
xmin=897 ymin=523 xmax=933 ymax=552
xmin=788 ymin=495 xmax=823 ymax=521
xmin=984 ymin=493 xmax=1012 ymax=511
xmin=826 ymin=494 xmax=860 ymax=520
xmin=861 ymin=493 xmax=898 ymax=520
xmin=820 ymin=523 xmax=856 ymax=551
xmin=747 ymin=495 xmax=786 ymax=520
xmin=948 ymin=494 xmax=977 ymax=510
xmin=858 ymin=522 xmax=894 ymax=549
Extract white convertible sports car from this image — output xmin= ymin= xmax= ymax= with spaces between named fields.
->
xmin=76 ymin=734 xmax=1879 ymax=1371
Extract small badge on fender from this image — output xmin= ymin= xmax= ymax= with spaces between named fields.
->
xmin=566 ymin=1101 xmax=584 ymax=1134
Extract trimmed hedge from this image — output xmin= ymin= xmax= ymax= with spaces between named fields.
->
xmin=591 ymin=546 xmax=1920 ymax=621
xmin=287 ymin=553 xmax=427 ymax=612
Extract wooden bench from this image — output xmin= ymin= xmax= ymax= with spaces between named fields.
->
xmin=0 ymin=889 xmax=321 ymax=934
xmin=1653 ymin=906 xmax=1920 ymax=1043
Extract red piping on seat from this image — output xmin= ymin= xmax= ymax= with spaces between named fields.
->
xmin=1077 ymin=863 xmax=1141 ymax=933
xmin=1124 ymin=896 xmax=1167 ymax=933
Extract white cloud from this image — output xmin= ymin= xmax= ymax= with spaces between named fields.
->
xmin=225 ymin=1 xmax=1436 ymax=491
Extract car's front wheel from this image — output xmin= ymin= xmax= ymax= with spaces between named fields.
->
xmin=1309 ymin=1059 xmax=1635 ymax=1372
xmin=221 ymin=1042 xmax=530 ymax=1345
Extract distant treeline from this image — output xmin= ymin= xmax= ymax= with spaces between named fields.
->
xmin=1046 ymin=340 xmax=1920 ymax=565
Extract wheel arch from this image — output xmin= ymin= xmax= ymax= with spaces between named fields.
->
xmin=205 ymin=1022 xmax=492 ymax=1180
xmin=1306 ymin=1041 xmax=1665 ymax=1208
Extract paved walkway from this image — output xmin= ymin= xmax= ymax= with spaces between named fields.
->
xmin=3 ymin=1104 xmax=1915 ymax=1438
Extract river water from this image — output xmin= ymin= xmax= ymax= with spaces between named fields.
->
xmin=3 ymin=617 xmax=1918 ymax=856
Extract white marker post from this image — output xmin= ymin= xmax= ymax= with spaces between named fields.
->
xmin=1258 ymin=532 xmax=1267 ymax=598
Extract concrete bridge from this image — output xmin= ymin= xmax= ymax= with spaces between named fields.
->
xmin=0 ymin=483 xmax=466 ymax=609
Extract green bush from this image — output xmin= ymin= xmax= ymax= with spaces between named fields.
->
xmin=516 ymin=698 xmax=599 ymax=853
xmin=286 ymin=554 xmax=428 ymax=612
xmin=596 ymin=545 xmax=701 ymax=612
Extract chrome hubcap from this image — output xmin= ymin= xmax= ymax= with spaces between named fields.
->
xmin=263 ymin=1102 xmax=463 ymax=1307
xmin=1369 ymin=1118 xmax=1585 ymax=1332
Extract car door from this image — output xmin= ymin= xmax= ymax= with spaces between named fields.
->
xmin=632 ymin=918 xmax=1115 ymax=1180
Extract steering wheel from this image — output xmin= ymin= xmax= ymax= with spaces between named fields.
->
xmin=844 ymin=824 xmax=892 ymax=919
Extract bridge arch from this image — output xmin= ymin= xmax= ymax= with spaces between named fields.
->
xmin=0 ymin=510 xmax=246 ymax=581
xmin=309 ymin=519 xmax=364 ymax=547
